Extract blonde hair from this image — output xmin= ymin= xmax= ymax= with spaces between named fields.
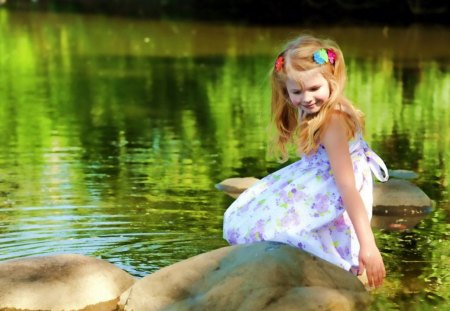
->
xmin=270 ymin=34 xmax=364 ymax=162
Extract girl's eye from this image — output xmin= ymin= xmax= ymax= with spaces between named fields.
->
xmin=292 ymin=90 xmax=301 ymax=95
xmin=310 ymin=86 xmax=320 ymax=91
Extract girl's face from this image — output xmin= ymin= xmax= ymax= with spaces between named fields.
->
xmin=285 ymin=67 xmax=331 ymax=115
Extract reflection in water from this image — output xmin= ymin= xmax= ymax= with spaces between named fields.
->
xmin=0 ymin=10 xmax=449 ymax=310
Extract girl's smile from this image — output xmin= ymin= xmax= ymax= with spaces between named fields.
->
xmin=285 ymin=67 xmax=331 ymax=114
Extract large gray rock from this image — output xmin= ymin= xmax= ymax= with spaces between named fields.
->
xmin=0 ymin=254 xmax=136 ymax=311
xmin=119 ymin=241 xmax=370 ymax=311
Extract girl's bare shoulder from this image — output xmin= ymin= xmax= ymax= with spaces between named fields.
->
xmin=323 ymin=104 xmax=361 ymax=144
xmin=322 ymin=113 xmax=348 ymax=146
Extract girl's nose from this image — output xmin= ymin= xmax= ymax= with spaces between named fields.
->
xmin=302 ymin=92 xmax=313 ymax=103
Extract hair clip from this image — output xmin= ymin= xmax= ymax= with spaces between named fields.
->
xmin=275 ymin=55 xmax=284 ymax=72
xmin=313 ymin=48 xmax=336 ymax=65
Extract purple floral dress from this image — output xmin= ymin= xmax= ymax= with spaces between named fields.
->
xmin=223 ymin=134 xmax=388 ymax=271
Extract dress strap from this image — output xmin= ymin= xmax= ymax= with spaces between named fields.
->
xmin=364 ymin=147 xmax=389 ymax=182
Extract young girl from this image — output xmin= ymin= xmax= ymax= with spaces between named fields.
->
xmin=223 ymin=34 xmax=388 ymax=288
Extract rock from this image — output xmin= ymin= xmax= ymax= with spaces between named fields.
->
xmin=216 ymin=177 xmax=432 ymax=213
xmin=388 ymin=169 xmax=419 ymax=180
xmin=371 ymin=179 xmax=432 ymax=230
xmin=372 ymin=179 xmax=432 ymax=215
xmin=119 ymin=241 xmax=371 ymax=311
xmin=216 ymin=177 xmax=433 ymax=231
xmin=0 ymin=254 xmax=136 ymax=311
xmin=215 ymin=177 xmax=260 ymax=199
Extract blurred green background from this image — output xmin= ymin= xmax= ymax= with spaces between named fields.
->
xmin=0 ymin=1 xmax=449 ymax=310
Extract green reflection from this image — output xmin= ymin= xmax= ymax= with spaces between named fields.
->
xmin=0 ymin=9 xmax=449 ymax=310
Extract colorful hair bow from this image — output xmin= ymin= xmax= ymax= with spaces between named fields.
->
xmin=275 ymin=55 xmax=284 ymax=72
xmin=312 ymin=48 xmax=336 ymax=65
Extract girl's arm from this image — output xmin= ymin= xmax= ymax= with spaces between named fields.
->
xmin=321 ymin=114 xmax=385 ymax=288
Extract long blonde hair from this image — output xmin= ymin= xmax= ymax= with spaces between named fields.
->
xmin=270 ymin=34 xmax=364 ymax=162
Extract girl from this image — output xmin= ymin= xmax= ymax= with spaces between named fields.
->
xmin=223 ymin=34 xmax=388 ymax=288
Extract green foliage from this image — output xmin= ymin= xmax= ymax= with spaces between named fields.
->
xmin=0 ymin=10 xmax=449 ymax=308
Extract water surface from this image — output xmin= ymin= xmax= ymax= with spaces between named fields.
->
xmin=0 ymin=10 xmax=449 ymax=310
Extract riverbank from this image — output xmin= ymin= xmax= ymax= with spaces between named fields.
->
xmin=1 ymin=0 xmax=449 ymax=26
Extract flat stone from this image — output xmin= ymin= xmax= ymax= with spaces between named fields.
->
xmin=0 ymin=254 xmax=136 ymax=311
xmin=217 ymin=177 xmax=432 ymax=210
xmin=388 ymin=169 xmax=419 ymax=180
xmin=372 ymin=179 xmax=432 ymax=215
xmin=216 ymin=177 xmax=433 ymax=231
xmin=119 ymin=241 xmax=370 ymax=311
xmin=215 ymin=177 xmax=260 ymax=199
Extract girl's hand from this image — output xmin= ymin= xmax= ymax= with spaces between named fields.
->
xmin=358 ymin=245 xmax=386 ymax=288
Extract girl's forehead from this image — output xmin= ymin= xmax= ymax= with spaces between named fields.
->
xmin=286 ymin=67 xmax=325 ymax=87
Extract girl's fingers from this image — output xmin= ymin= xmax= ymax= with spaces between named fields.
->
xmin=367 ymin=263 xmax=385 ymax=288
xmin=358 ymin=259 xmax=365 ymax=276
xmin=360 ymin=255 xmax=386 ymax=288
xmin=373 ymin=264 xmax=385 ymax=287
xmin=375 ymin=270 xmax=382 ymax=287
xmin=366 ymin=267 xmax=374 ymax=287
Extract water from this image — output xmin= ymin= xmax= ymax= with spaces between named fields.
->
xmin=0 ymin=10 xmax=449 ymax=310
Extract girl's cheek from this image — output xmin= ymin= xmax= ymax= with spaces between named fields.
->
xmin=288 ymin=96 xmax=295 ymax=106
xmin=289 ymin=95 xmax=300 ymax=107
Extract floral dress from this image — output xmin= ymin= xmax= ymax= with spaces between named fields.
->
xmin=223 ymin=134 xmax=388 ymax=271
